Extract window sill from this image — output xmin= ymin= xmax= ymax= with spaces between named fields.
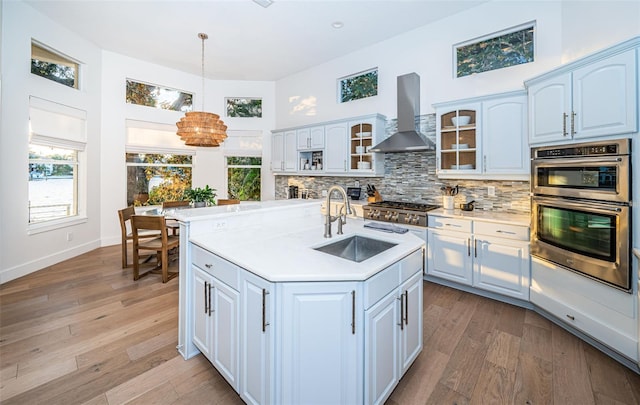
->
xmin=28 ymin=216 xmax=88 ymax=235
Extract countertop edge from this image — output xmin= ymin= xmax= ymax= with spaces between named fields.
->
xmin=428 ymin=208 xmax=530 ymax=227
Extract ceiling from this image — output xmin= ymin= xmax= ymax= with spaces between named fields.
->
xmin=24 ymin=0 xmax=487 ymax=81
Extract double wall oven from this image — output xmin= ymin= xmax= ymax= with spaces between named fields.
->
xmin=531 ymin=139 xmax=632 ymax=291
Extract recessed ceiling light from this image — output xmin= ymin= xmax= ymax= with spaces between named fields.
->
xmin=252 ymin=0 xmax=274 ymax=8
xmin=332 ymin=21 xmax=344 ymax=29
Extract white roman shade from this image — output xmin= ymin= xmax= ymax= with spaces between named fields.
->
xmin=29 ymin=96 xmax=87 ymax=150
xmin=222 ymin=130 xmax=263 ymax=156
xmin=126 ymin=119 xmax=196 ymax=155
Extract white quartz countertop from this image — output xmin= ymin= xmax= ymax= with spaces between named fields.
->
xmin=171 ymin=199 xmax=323 ymax=222
xmin=190 ymin=218 xmax=425 ymax=282
xmin=429 ymin=207 xmax=530 ymax=227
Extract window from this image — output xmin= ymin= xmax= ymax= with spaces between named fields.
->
xmin=28 ymin=145 xmax=78 ymax=223
xmin=225 ymin=97 xmax=263 ymax=118
xmin=227 ymin=157 xmax=261 ymax=201
xmin=126 ymin=153 xmax=193 ymax=206
xmin=455 ymin=23 xmax=535 ymax=77
xmin=31 ymin=41 xmax=79 ymax=89
xmin=338 ymin=68 xmax=378 ymax=103
xmin=126 ymin=79 xmax=193 ymax=112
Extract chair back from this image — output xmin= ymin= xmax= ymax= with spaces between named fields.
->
xmin=131 ymin=215 xmax=167 ymax=244
xmin=118 ymin=206 xmax=135 ymax=239
xmin=217 ymin=199 xmax=240 ymax=206
xmin=162 ymin=200 xmax=191 ymax=209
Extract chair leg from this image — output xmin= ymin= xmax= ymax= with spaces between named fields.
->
xmin=161 ymin=248 xmax=169 ymax=283
xmin=133 ymin=244 xmax=139 ymax=280
xmin=122 ymin=240 xmax=128 ymax=268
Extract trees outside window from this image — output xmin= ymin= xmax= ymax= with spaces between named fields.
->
xmin=339 ymin=69 xmax=378 ymax=103
xmin=227 ymin=157 xmax=261 ymax=201
xmin=126 ymin=153 xmax=192 ymax=206
xmin=31 ymin=42 xmax=79 ymax=89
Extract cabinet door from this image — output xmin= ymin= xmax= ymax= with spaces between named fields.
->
xmin=325 ymin=122 xmax=348 ymax=173
xmin=211 ymin=278 xmax=240 ymax=390
xmin=364 ymin=291 xmax=399 ymax=405
xmin=482 ymin=95 xmax=528 ymax=176
xmin=436 ymin=104 xmax=481 ymax=174
xmin=240 ymin=272 xmax=274 ymax=405
xmin=296 ymin=128 xmax=311 ymax=150
xmin=283 ymin=130 xmax=297 ymax=171
xmin=527 ymin=74 xmax=572 ymax=144
xmin=192 ymin=266 xmax=213 ymax=360
xmin=280 ymin=282 xmax=361 ymax=405
xmin=310 ymin=126 xmax=325 ymax=149
xmin=399 ymin=272 xmax=423 ymax=374
xmin=271 ymin=132 xmax=284 ymax=172
xmin=573 ymin=49 xmax=637 ymax=139
xmin=427 ymin=228 xmax=473 ymax=285
xmin=473 ymin=236 xmax=530 ymax=300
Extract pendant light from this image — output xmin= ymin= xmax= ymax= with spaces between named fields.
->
xmin=176 ymin=33 xmax=228 ymax=147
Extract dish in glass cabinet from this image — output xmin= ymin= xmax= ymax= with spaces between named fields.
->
xmin=356 ymin=132 xmax=372 ymax=137
xmin=451 ymin=143 xmax=469 ymax=149
xmin=450 ymin=164 xmax=474 ymax=170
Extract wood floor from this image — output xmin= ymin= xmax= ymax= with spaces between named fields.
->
xmin=1 ymin=245 xmax=640 ymax=404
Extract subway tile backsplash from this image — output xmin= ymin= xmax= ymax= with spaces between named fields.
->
xmin=275 ymin=113 xmax=531 ymax=215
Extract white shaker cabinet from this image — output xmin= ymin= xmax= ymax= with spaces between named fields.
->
xmin=240 ymin=271 xmax=274 ymax=405
xmin=279 ymin=282 xmax=362 ymax=405
xmin=427 ymin=217 xmax=474 ymax=285
xmin=271 ymin=130 xmax=297 ymax=172
xmin=427 ymin=215 xmax=530 ymax=301
xmin=527 ymin=47 xmax=637 ymax=145
xmin=191 ymin=246 xmax=240 ymax=391
xmin=324 ymin=122 xmax=349 ymax=173
xmin=296 ymin=126 xmax=325 ymax=150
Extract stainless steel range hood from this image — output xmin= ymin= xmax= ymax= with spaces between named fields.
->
xmin=369 ymin=73 xmax=434 ymax=153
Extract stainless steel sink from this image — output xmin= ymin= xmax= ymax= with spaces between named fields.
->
xmin=313 ymin=235 xmax=397 ymax=263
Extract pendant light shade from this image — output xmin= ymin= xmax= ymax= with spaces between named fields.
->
xmin=176 ymin=33 xmax=227 ymax=147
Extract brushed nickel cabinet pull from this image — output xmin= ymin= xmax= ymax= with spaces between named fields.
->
xmin=571 ymin=111 xmax=577 ymax=136
xmin=474 ymin=239 xmax=477 ymax=258
xmin=404 ymin=291 xmax=409 ymax=326
xmin=208 ymin=284 xmax=214 ymax=316
xmin=262 ymin=288 xmax=270 ymax=333
xmin=204 ymin=281 xmax=209 ymax=314
xmin=422 ymin=247 xmax=426 ymax=275
xmin=351 ymin=290 xmax=356 ymax=335
xmin=563 ymin=112 xmax=568 ymax=136
xmin=205 ymin=263 xmax=212 ymax=269
xmin=566 ymin=314 xmax=575 ymax=321
xmin=483 ymin=155 xmax=487 ymax=172
xmin=467 ymin=238 xmax=471 ymax=256
xmin=397 ymin=295 xmax=404 ymax=330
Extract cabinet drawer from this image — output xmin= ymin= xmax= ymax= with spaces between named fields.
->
xmin=474 ymin=221 xmax=529 ymax=241
xmin=192 ymin=244 xmax=239 ymax=290
xmin=428 ymin=216 xmax=471 ymax=232
xmin=400 ymin=248 xmax=423 ymax=283
xmin=364 ymin=262 xmax=400 ymax=309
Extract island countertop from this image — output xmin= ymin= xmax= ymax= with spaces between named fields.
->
xmin=189 ymin=215 xmax=425 ymax=283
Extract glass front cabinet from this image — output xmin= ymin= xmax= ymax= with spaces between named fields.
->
xmin=348 ymin=116 xmax=385 ymax=174
xmin=435 ymin=103 xmax=481 ymax=175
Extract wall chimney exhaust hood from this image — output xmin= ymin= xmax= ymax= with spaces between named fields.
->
xmin=369 ymin=73 xmax=434 ymax=153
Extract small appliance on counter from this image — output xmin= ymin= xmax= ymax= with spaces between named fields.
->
xmin=288 ymin=185 xmax=298 ymax=199
xmin=460 ymin=200 xmax=475 ymax=211
xmin=346 ymin=187 xmax=361 ymax=200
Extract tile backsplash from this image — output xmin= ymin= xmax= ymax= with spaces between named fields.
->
xmin=275 ymin=113 xmax=531 ymax=215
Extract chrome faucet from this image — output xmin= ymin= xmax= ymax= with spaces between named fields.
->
xmin=324 ymin=185 xmax=352 ymax=238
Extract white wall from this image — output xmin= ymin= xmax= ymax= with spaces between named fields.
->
xmin=274 ymin=0 xmax=640 ymax=129
xmin=0 ymin=1 xmax=103 ymax=282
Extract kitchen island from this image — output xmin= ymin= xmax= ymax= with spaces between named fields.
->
xmin=173 ymin=200 xmax=425 ymax=405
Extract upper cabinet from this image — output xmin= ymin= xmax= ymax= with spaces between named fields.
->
xmin=272 ymin=114 xmax=386 ymax=177
xmin=434 ymin=91 xmax=528 ymax=180
xmin=271 ymin=130 xmax=297 ymax=173
xmin=526 ymin=40 xmax=638 ymax=145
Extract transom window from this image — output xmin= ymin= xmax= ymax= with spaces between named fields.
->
xmin=31 ymin=41 xmax=79 ymax=89
xmin=338 ymin=68 xmax=378 ymax=103
xmin=126 ymin=79 xmax=193 ymax=112
xmin=227 ymin=157 xmax=261 ymax=201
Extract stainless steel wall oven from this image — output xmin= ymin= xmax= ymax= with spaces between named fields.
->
xmin=531 ymin=139 xmax=632 ymax=291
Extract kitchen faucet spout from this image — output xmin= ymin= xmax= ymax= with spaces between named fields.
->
xmin=324 ymin=185 xmax=352 ymax=238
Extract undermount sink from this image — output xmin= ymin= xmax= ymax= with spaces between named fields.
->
xmin=314 ymin=235 xmax=397 ymax=263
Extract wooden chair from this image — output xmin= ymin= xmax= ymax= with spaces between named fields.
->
xmin=162 ymin=200 xmax=190 ymax=235
xmin=217 ymin=199 xmax=240 ymax=206
xmin=118 ymin=206 xmax=160 ymax=268
xmin=131 ymin=215 xmax=180 ymax=283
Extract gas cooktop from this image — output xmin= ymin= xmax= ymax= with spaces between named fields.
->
xmin=363 ymin=200 xmax=439 ymax=227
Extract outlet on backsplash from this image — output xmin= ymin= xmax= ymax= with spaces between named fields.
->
xmin=487 ymin=186 xmax=496 ymax=197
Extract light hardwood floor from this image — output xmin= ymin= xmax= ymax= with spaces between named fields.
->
xmin=1 ymin=245 xmax=640 ymax=404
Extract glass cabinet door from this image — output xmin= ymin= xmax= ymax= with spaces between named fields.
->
xmin=349 ymin=122 xmax=374 ymax=171
xmin=439 ymin=109 xmax=478 ymax=172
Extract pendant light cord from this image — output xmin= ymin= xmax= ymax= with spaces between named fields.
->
xmin=198 ymin=33 xmax=208 ymax=111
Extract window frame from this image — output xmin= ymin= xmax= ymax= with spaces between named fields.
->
xmin=337 ymin=68 xmax=379 ymax=103
xmin=31 ymin=40 xmax=81 ymax=89
xmin=225 ymin=156 xmax=262 ymax=201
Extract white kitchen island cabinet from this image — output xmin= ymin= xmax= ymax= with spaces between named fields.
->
xmin=174 ymin=200 xmax=426 ymax=405
xmin=526 ymin=39 xmax=638 ymax=145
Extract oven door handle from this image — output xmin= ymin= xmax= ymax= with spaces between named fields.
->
xmin=533 ymin=196 xmax=625 ymax=213
xmin=533 ymin=156 xmax=623 ymax=166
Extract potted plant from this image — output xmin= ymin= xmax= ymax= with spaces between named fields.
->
xmin=184 ymin=185 xmax=217 ymax=207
